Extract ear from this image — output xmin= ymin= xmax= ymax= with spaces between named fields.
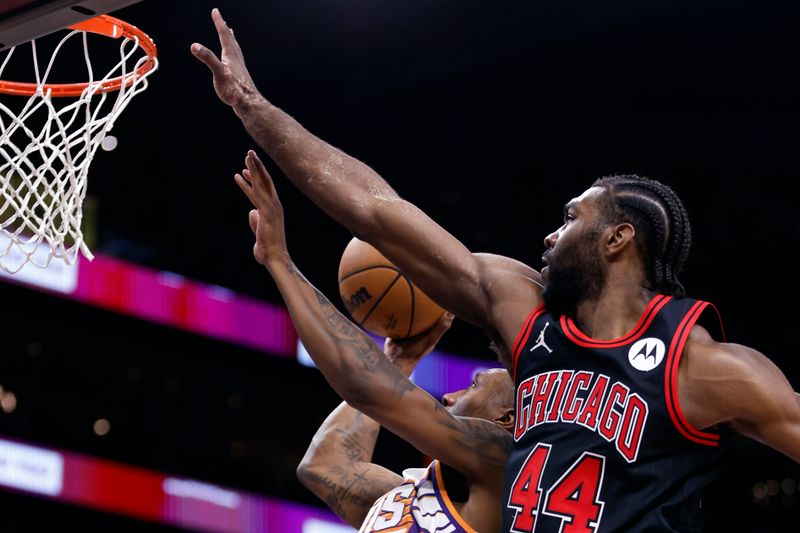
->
xmin=495 ymin=408 xmax=515 ymax=432
xmin=604 ymin=222 xmax=636 ymax=259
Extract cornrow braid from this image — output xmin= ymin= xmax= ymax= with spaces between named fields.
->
xmin=591 ymin=174 xmax=692 ymax=297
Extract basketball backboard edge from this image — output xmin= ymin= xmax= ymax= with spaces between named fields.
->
xmin=0 ymin=0 xmax=144 ymax=50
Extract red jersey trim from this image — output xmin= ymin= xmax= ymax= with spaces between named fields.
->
xmin=665 ymin=301 xmax=721 ymax=447
xmin=433 ymin=461 xmax=479 ymax=533
xmin=705 ymin=302 xmax=727 ymax=342
xmin=511 ymin=304 xmax=546 ymax=382
xmin=561 ymin=294 xmax=671 ymax=348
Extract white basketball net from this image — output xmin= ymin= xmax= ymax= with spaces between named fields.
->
xmin=0 ymin=24 xmax=157 ymax=273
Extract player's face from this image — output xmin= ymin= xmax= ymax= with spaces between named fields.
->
xmin=441 ymin=369 xmax=513 ymax=421
xmin=540 ymin=187 xmax=608 ymax=317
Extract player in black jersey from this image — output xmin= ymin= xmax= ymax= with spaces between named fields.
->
xmin=193 ymin=9 xmax=800 ymax=532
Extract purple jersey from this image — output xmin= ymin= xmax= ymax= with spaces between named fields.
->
xmin=360 ymin=460 xmax=477 ymax=533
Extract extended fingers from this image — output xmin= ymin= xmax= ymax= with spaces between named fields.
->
xmin=211 ymin=8 xmax=241 ymax=53
xmin=245 ymin=150 xmax=278 ymax=197
xmin=248 ymin=209 xmax=259 ymax=235
xmin=190 ymin=42 xmax=224 ymax=75
xmin=234 ymin=173 xmax=258 ymax=207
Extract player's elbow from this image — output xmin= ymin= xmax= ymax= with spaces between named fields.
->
xmin=348 ymin=213 xmax=383 ymax=245
xmin=332 ymin=361 xmax=384 ymax=409
xmin=348 ymin=198 xmax=411 ymax=243
xmin=339 ymin=380 xmax=388 ymax=419
xmin=296 ymin=460 xmax=310 ymax=487
xmin=339 ymin=384 xmax=375 ymax=413
xmin=296 ymin=456 xmax=324 ymax=492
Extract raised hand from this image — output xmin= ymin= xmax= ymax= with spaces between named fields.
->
xmin=384 ymin=313 xmax=454 ymax=376
xmin=190 ymin=8 xmax=259 ymax=109
xmin=234 ymin=150 xmax=287 ymax=266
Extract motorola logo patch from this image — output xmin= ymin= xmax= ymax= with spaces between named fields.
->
xmin=628 ymin=337 xmax=666 ymax=371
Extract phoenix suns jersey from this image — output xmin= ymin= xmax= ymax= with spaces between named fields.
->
xmin=360 ymin=460 xmax=477 ymax=533
xmin=503 ymin=294 xmax=735 ymax=533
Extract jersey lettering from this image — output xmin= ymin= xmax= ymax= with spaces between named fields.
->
xmin=360 ymin=462 xmax=474 ymax=533
xmin=617 ymin=393 xmax=648 ymax=462
xmin=561 ymin=371 xmax=592 ymax=422
xmin=546 ymin=370 xmax=573 ymax=423
xmin=597 ymin=383 xmax=629 ymax=442
xmin=361 ymin=484 xmax=415 ymax=532
xmin=514 ymin=370 xmax=649 ymax=462
xmin=577 ymin=375 xmax=609 ymax=430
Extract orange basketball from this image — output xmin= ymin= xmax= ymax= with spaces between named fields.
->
xmin=338 ymin=237 xmax=446 ymax=339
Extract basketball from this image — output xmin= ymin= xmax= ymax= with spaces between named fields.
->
xmin=338 ymin=237 xmax=446 ymax=339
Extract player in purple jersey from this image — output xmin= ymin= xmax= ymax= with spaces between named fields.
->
xmin=233 ymin=150 xmax=516 ymax=532
xmin=193 ymin=8 xmax=799 ymax=532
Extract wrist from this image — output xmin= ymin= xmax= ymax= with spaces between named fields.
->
xmin=390 ymin=358 xmax=417 ymax=378
xmin=263 ymin=250 xmax=292 ymax=273
xmin=233 ymin=91 xmax=270 ymax=118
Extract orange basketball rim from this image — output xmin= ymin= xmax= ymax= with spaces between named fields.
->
xmin=0 ymin=14 xmax=157 ymax=97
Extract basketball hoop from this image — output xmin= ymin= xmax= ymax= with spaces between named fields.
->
xmin=0 ymin=15 xmax=157 ymax=274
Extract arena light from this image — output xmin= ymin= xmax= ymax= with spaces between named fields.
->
xmin=0 ymin=435 xmax=350 ymax=532
xmin=0 ymin=250 xmax=499 ymax=395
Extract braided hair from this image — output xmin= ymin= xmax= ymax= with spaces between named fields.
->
xmin=591 ymin=174 xmax=691 ymax=297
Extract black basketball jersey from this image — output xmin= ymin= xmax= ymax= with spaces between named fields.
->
xmin=502 ymin=294 xmax=735 ymax=533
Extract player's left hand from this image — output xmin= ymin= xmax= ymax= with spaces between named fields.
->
xmin=384 ymin=313 xmax=454 ymax=376
xmin=234 ymin=150 xmax=287 ymax=265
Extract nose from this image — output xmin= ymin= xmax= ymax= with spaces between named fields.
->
xmin=544 ymin=229 xmax=559 ymax=249
xmin=442 ymin=392 xmax=460 ymax=407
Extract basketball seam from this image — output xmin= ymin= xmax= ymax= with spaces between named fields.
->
xmin=339 ymin=265 xmax=401 ymax=284
xmin=360 ymin=272 xmax=403 ymax=328
xmin=405 ymin=275 xmax=415 ymax=338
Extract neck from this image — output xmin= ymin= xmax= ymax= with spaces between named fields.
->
xmin=573 ymin=275 xmax=657 ymax=340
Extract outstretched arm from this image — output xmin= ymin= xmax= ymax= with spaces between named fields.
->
xmin=297 ymin=318 xmax=454 ymax=528
xmin=681 ymin=328 xmax=800 ymax=462
xmin=234 ymin=152 xmax=511 ymax=489
xmin=191 ymin=9 xmax=541 ymax=346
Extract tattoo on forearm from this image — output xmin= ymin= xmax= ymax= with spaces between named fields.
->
xmin=304 ymin=467 xmax=389 ymax=521
xmin=288 ymin=264 xmax=416 ymax=399
xmin=427 ymin=396 xmax=511 ymax=466
xmin=336 ymin=415 xmax=380 ymax=463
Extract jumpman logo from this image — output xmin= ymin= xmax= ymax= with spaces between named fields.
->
xmin=530 ymin=322 xmax=553 ymax=354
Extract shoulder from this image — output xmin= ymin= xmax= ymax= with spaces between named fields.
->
xmin=681 ymin=327 xmax=792 ymax=429
xmin=685 ymin=326 xmax=773 ymax=381
xmin=472 ymin=253 xmax=544 ymax=350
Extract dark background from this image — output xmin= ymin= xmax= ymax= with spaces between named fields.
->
xmin=1 ymin=0 xmax=799 ymax=531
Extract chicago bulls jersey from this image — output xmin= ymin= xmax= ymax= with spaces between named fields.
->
xmin=503 ymin=294 xmax=734 ymax=533
xmin=360 ymin=460 xmax=476 ymax=533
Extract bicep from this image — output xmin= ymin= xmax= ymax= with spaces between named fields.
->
xmin=736 ymin=372 xmax=800 ymax=463
xmin=686 ymin=340 xmax=800 ymax=463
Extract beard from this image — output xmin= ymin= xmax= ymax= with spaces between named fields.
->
xmin=542 ymin=226 xmax=607 ymax=318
